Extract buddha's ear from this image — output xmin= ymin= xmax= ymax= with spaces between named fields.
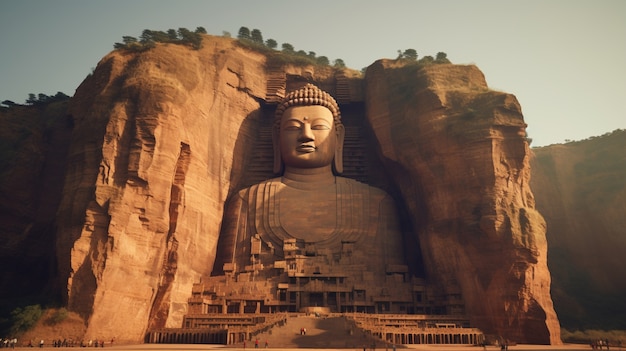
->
xmin=272 ymin=126 xmax=283 ymax=175
xmin=333 ymin=124 xmax=345 ymax=175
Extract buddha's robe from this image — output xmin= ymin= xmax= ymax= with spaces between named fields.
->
xmin=213 ymin=176 xmax=406 ymax=278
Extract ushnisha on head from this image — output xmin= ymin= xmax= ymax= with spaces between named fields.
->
xmin=272 ymin=84 xmax=345 ymax=175
xmin=274 ymin=83 xmax=342 ymax=129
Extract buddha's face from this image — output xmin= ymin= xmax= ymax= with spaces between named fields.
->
xmin=279 ymin=105 xmax=337 ymax=169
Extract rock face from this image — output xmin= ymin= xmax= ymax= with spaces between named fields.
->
xmin=0 ymin=102 xmax=72 ymax=303
xmin=57 ymin=37 xmax=268 ymax=341
xmin=365 ymin=61 xmax=560 ymax=344
xmin=2 ymin=35 xmax=559 ymax=344
xmin=530 ymin=130 xmax=626 ymax=330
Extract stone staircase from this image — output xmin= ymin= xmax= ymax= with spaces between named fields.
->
xmin=342 ymin=124 xmax=368 ymax=183
xmin=266 ymin=68 xmax=286 ymax=103
xmin=240 ymin=315 xmax=386 ymax=349
xmin=241 ymin=125 xmax=275 ymax=187
xmin=335 ymin=71 xmax=352 ymax=104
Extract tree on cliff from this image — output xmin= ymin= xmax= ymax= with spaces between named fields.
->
xmin=116 ymin=27 xmax=203 ymax=51
xmin=167 ymin=29 xmax=178 ymax=41
xmin=251 ymin=29 xmax=264 ymax=44
xmin=435 ymin=52 xmax=451 ymax=63
xmin=394 ymin=49 xmax=451 ymax=66
xmin=333 ymin=58 xmax=346 ymax=68
xmin=25 ymin=92 xmax=70 ymax=106
xmin=265 ymin=38 xmax=277 ymax=49
xmin=281 ymin=43 xmax=295 ymax=54
xmin=419 ymin=55 xmax=435 ymax=64
xmin=139 ymin=30 xmax=151 ymax=43
xmin=114 ymin=36 xmax=142 ymax=50
xmin=237 ymin=26 xmax=251 ymax=40
xmin=316 ymin=56 xmax=330 ymax=65
xmin=402 ymin=49 xmax=418 ymax=61
xmin=177 ymin=27 xmax=202 ymax=49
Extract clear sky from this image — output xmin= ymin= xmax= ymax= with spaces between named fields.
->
xmin=1 ymin=0 xmax=625 ymax=147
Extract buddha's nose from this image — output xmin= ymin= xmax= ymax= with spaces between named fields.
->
xmin=298 ymin=123 xmax=314 ymax=141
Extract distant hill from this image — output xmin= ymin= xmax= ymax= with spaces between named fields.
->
xmin=530 ymin=129 xmax=626 ymax=330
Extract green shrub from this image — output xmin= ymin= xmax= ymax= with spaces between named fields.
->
xmin=49 ymin=308 xmax=68 ymax=325
xmin=10 ymin=305 xmax=43 ymax=334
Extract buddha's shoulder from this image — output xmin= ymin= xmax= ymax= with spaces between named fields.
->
xmin=335 ymin=177 xmax=389 ymax=199
xmin=235 ymin=177 xmax=390 ymax=199
xmin=234 ymin=177 xmax=282 ymax=196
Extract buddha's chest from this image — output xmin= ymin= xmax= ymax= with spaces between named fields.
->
xmin=251 ymin=180 xmax=372 ymax=246
xmin=278 ymin=187 xmax=338 ymax=241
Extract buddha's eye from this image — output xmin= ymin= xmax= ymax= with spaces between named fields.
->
xmin=282 ymin=122 xmax=302 ymax=131
xmin=312 ymin=124 xmax=330 ymax=130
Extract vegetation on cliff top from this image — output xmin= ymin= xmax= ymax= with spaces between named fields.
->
xmin=111 ymin=25 xmax=451 ymax=74
xmin=2 ymin=92 xmax=70 ymax=108
xmin=2 ymin=25 xmax=451 ymax=104
xmin=113 ymin=26 xmax=207 ymax=51
xmin=234 ymin=26 xmax=451 ymax=72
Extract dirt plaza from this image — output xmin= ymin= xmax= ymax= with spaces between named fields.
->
xmin=24 ymin=343 xmax=594 ymax=351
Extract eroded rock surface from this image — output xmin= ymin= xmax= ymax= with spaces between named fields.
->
xmin=530 ymin=131 xmax=626 ymax=330
xmin=364 ymin=60 xmax=560 ymax=343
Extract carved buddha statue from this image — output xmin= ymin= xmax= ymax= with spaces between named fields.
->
xmin=212 ymin=84 xmax=409 ymax=311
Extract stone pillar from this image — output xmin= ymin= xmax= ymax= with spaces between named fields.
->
xmin=256 ymin=301 xmax=260 ymax=313
xmin=337 ymin=292 xmax=342 ymax=311
xmin=323 ymin=292 xmax=328 ymax=306
xmin=239 ymin=301 xmax=244 ymax=314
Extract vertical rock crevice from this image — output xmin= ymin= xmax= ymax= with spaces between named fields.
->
xmin=148 ymin=142 xmax=190 ymax=330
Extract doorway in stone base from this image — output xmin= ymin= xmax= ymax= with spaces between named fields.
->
xmin=327 ymin=292 xmax=338 ymax=311
xmin=308 ymin=292 xmax=324 ymax=307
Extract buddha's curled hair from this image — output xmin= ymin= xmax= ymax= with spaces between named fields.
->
xmin=274 ymin=83 xmax=342 ymax=128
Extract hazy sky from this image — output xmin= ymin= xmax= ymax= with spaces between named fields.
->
xmin=1 ymin=0 xmax=624 ymax=147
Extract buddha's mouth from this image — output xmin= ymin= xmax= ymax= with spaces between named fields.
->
xmin=297 ymin=145 xmax=316 ymax=153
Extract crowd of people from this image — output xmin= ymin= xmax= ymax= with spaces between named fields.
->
xmin=0 ymin=338 xmax=113 ymax=348
xmin=590 ymin=339 xmax=615 ymax=350
xmin=0 ymin=338 xmax=18 ymax=348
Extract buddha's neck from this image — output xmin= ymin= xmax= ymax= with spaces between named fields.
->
xmin=282 ymin=166 xmax=335 ymax=184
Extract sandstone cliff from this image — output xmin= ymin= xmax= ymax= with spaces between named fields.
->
xmin=0 ymin=102 xmax=72 ymax=304
xmin=530 ymin=130 xmax=626 ymax=330
xmin=365 ymin=60 xmax=560 ymax=344
xmin=1 ymin=34 xmax=560 ymax=344
xmin=57 ymin=36 xmax=269 ymax=341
